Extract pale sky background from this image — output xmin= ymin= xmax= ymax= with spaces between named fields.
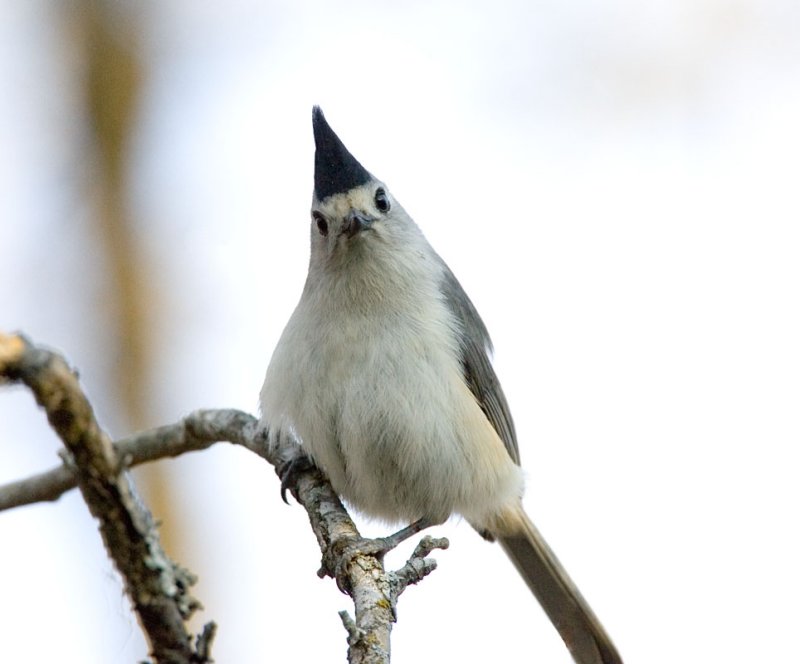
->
xmin=1 ymin=1 xmax=799 ymax=662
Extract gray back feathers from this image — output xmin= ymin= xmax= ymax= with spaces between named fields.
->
xmin=438 ymin=261 xmax=520 ymax=465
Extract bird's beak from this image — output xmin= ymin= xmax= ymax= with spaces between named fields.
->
xmin=343 ymin=211 xmax=375 ymax=238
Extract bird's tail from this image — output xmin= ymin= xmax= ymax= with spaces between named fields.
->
xmin=497 ymin=506 xmax=622 ymax=664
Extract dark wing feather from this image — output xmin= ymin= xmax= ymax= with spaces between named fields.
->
xmin=438 ymin=261 xmax=520 ymax=464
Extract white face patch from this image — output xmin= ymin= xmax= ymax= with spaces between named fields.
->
xmin=310 ymin=182 xmax=394 ymax=258
xmin=316 ymin=183 xmax=386 ymax=223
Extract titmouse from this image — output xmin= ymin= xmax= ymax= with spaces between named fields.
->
xmin=260 ymin=107 xmax=622 ymax=664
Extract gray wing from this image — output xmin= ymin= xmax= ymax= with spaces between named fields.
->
xmin=438 ymin=261 xmax=520 ymax=465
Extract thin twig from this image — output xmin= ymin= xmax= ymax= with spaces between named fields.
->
xmin=390 ymin=536 xmax=450 ymax=599
xmin=0 ymin=408 xmax=261 ymax=512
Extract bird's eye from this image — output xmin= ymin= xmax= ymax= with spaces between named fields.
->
xmin=374 ymin=187 xmax=390 ymax=213
xmin=313 ymin=211 xmax=328 ymax=236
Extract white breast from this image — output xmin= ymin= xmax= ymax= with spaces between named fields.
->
xmin=260 ymin=227 xmax=523 ymax=530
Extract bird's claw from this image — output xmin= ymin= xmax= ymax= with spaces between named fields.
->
xmin=327 ymin=536 xmax=391 ymax=594
xmin=278 ymin=452 xmax=315 ymax=504
xmin=324 ymin=517 xmax=434 ymax=594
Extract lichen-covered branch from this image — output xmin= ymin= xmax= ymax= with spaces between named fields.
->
xmin=1 ymin=333 xmax=447 ymax=663
xmin=0 ymin=333 xmax=213 ymax=664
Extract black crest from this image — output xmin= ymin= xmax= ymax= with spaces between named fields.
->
xmin=313 ymin=106 xmax=372 ymax=200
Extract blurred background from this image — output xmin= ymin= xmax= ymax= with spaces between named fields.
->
xmin=1 ymin=1 xmax=799 ymax=662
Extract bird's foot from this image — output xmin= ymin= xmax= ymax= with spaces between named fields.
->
xmin=370 ymin=517 xmax=435 ymax=554
xmin=277 ymin=450 xmax=316 ymax=504
xmin=325 ymin=517 xmax=434 ymax=594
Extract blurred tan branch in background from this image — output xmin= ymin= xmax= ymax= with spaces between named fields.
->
xmin=0 ymin=333 xmax=445 ymax=664
xmin=73 ymin=0 xmax=183 ymax=555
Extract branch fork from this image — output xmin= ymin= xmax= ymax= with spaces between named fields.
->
xmin=1 ymin=332 xmax=450 ymax=663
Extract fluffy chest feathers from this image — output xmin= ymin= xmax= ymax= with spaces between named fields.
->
xmin=261 ymin=234 xmax=523 ymax=526
xmin=289 ymin=242 xmax=465 ymax=460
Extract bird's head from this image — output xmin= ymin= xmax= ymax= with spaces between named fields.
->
xmin=309 ymin=107 xmax=405 ymax=265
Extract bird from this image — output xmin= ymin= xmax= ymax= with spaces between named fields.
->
xmin=260 ymin=106 xmax=622 ymax=664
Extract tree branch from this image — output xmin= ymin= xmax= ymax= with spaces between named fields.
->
xmin=0 ymin=408 xmax=261 ymax=511
xmin=390 ymin=535 xmax=450 ymax=599
xmin=1 ymin=333 xmax=447 ymax=663
xmin=0 ymin=333 xmax=213 ymax=664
